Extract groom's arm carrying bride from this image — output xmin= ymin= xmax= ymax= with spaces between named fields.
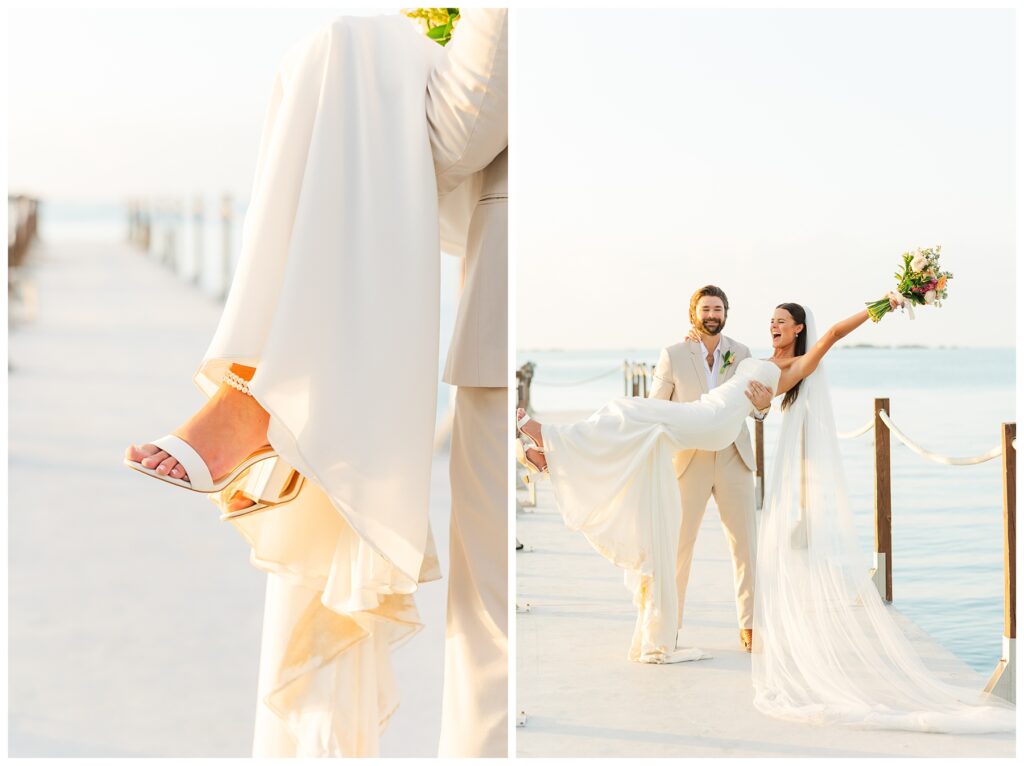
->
xmin=648 ymin=285 xmax=773 ymax=653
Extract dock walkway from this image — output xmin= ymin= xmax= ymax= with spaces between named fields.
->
xmin=8 ymin=239 xmax=448 ymax=757
xmin=515 ymin=411 xmax=1014 ymax=758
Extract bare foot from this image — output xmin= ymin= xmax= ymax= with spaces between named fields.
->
xmin=125 ymin=383 xmax=270 ymax=511
xmin=516 ymin=408 xmax=547 ymax=471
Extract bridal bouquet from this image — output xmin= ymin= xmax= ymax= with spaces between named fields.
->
xmin=403 ymin=8 xmax=460 ymax=46
xmin=866 ymin=246 xmax=952 ymax=322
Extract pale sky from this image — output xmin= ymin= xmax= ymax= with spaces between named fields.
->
xmin=7 ymin=8 xmax=1017 ymax=349
xmin=515 ymin=9 xmax=1015 ymax=349
xmin=8 ymin=7 xmax=391 ymax=201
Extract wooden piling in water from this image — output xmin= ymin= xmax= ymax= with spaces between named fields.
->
xmin=192 ymin=197 xmax=205 ymax=285
xmin=985 ymin=422 xmax=1016 ymax=702
xmin=517 ymin=363 xmax=534 ymax=412
xmin=220 ymin=194 xmax=233 ymax=299
xmin=755 ymin=418 xmax=765 ymax=510
xmin=1002 ymin=422 xmax=1016 ymax=641
xmin=873 ymin=397 xmax=893 ymax=602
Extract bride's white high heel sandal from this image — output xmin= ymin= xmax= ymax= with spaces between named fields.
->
xmin=516 ymin=409 xmax=548 ymax=483
xmin=124 ymin=370 xmax=302 ymax=518
xmin=124 ymin=433 xmax=277 ymax=494
xmin=217 ymin=455 xmax=305 ymax=521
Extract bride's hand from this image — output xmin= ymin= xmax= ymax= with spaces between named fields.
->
xmin=684 ymin=326 xmax=702 ymax=343
xmin=745 ymin=380 xmax=772 ymax=411
xmin=887 ymin=292 xmax=905 ymax=310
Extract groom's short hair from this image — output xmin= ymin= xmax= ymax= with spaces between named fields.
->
xmin=689 ymin=285 xmax=729 ymax=324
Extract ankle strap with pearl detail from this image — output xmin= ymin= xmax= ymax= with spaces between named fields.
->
xmin=223 ymin=370 xmax=254 ymax=396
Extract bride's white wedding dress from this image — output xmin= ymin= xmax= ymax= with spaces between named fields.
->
xmin=753 ymin=310 xmax=1014 ymax=733
xmin=542 ymin=357 xmax=781 ymax=662
xmin=188 ymin=17 xmax=482 ymax=756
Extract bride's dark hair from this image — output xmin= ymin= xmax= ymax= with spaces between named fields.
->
xmin=777 ymin=302 xmax=806 ymax=411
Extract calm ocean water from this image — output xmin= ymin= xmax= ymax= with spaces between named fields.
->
xmin=518 ymin=346 xmax=1015 ymax=674
xmin=34 ymin=202 xmax=462 ymax=424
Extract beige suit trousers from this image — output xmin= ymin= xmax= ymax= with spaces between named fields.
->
xmin=677 ymin=444 xmax=757 ymax=630
xmin=438 ymin=386 xmax=508 ymax=757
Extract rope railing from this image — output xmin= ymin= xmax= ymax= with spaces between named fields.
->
xmin=836 ymin=411 xmax=1004 ymax=464
xmin=877 ymin=409 xmax=1003 ymax=466
xmin=837 ymin=419 xmax=874 ymax=440
xmin=529 ymin=365 xmax=623 ymax=387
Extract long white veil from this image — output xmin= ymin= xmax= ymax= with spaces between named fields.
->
xmin=751 ymin=307 xmax=1014 ymax=733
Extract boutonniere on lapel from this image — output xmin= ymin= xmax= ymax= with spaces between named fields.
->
xmin=720 ymin=350 xmax=735 ymax=375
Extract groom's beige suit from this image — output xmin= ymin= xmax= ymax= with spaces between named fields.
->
xmin=649 ymin=335 xmax=759 ymax=630
xmin=427 ymin=8 xmax=507 ymax=758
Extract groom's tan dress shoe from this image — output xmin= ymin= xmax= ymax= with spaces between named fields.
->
xmin=740 ymin=629 xmax=753 ymax=652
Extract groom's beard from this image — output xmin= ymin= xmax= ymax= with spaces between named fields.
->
xmin=698 ymin=317 xmax=725 ymax=336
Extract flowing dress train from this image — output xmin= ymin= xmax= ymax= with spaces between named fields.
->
xmin=542 ymin=358 xmax=781 ymax=662
xmin=191 ymin=16 xmax=480 ymax=756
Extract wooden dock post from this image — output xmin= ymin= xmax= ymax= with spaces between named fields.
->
xmin=985 ymin=422 xmax=1016 ymax=702
xmin=871 ymin=397 xmax=893 ymax=602
xmin=191 ymin=196 xmax=205 ymax=285
xmin=516 ymin=362 xmax=534 ymax=412
xmin=220 ymin=193 xmax=233 ymax=300
xmin=138 ymin=203 xmax=151 ymax=251
xmin=755 ymin=418 xmax=765 ymax=510
xmin=160 ymin=202 xmax=179 ymax=270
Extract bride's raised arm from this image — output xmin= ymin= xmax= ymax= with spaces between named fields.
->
xmin=776 ymin=300 xmax=897 ymax=396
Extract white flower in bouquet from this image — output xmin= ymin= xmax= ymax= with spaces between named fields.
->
xmin=911 ymin=252 xmax=928 ymax=271
xmin=924 ymin=290 xmax=937 ymax=304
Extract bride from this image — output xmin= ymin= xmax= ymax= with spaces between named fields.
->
xmin=518 ymin=297 xmax=1014 ymax=732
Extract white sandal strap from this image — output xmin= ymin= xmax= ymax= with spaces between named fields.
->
xmin=520 ymin=435 xmax=544 ymax=453
xmin=152 ymin=434 xmax=214 ymax=490
xmin=517 ymin=412 xmax=532 ymax=430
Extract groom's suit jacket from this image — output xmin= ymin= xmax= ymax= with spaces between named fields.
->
xmin=649 ymin=335 xmax=757 ymax=477
xmin=427 ymin=8 xmax=508 ymax=388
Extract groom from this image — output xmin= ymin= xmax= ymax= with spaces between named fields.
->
xmin=428 ymin=9 xmax=508 ymax=757
xmin=649 ymin=285 xmax=772 ymax=652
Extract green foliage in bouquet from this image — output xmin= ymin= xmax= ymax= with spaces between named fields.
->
xmin=866 ymin=246 xmax=952 ymax=322
xmin=403 ymin=8 xmax=460 ymax=46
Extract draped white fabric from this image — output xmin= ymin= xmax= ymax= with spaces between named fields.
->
xmin=192 ymin=16 xmax=478 ymax=755
xmin=752 ymin=309 xmax=1015 ymax=733
xmin=542 ymin=358 xmax=781 ymax=662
